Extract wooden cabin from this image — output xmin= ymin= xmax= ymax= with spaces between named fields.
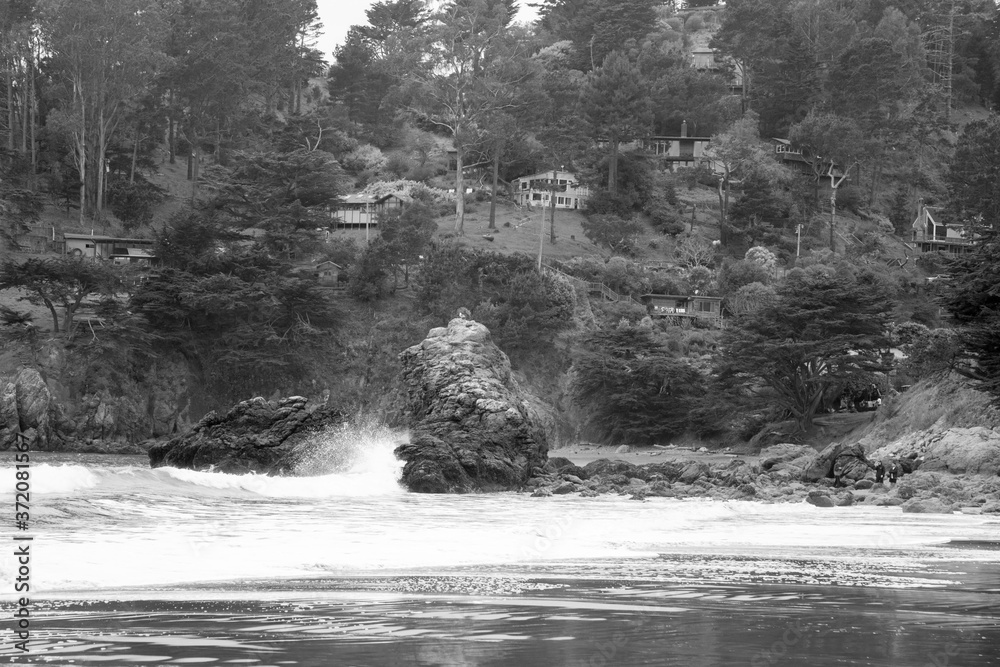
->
xmin=63 ymin=233 xmax=156 ymax=265
xmin=642 ymin=293 xmax=724 ymax=326
xmin=911 ymin=205 xmax=974 ymax=254
xmin=332 ymin=193 xmax=411 ymax=228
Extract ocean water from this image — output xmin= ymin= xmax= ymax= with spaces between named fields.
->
xmin=1 ymin=426 xmax=998 ymax=666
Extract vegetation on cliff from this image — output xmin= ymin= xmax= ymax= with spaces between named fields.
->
xmin=1 ymin=0 xmax=1000 ymax=452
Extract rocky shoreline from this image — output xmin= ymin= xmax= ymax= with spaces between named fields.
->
xmin=523 ymin=444 xmax=1000 ymax=515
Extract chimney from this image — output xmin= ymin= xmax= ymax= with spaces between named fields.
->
xmin=681 ymin=120 xmax=688 ymax=138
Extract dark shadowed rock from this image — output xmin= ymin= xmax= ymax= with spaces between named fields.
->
xmin=148 ymin=396 xmax=346 ymax=474
xmin=803 ymin=442 xmax=871 ymax=482
xmin=393 ymin=318 xmax=548 ymax=493
xmin=806 ymin=490 xmax=835 ymax=507
xmin=901 ymin=498 xmax=955 ymax=514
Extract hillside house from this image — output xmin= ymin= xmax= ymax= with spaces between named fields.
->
xmin=640 ymin=121 xmax=714 ymax=171
xmin=332 ymin=193 xmax=411 ymax=228
xmin=911 ymin=205 xmax=974 ymax=254
xmin=689 ymin=45 xmax=744 ymax=92
xmin=771 ymin=138 xmax=849 ymax=182
xmin=63 ymin=233 xmax=156 ymax=265
xmin=512 ymin=170 xmax=589 ymax=209
xmin=642 ymin=293 xmax=723 ymax=326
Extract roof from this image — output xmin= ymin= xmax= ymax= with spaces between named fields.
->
xmin=64 ymin=233 xmax=152 ymax=243
xmin=643 ymin=293 xmax=723 ymax=301
xmin=316 ymin=261 xmax=342 ymax=269
xmin=342 ymin=194 xmax=377 ymax=205
xmin=112 ymin=248 xmax=156 ymax=258
xmin=648 ymin=135 xmax=712 ymax=141
xmin=513 ymin=170 xmax=582 ymax=182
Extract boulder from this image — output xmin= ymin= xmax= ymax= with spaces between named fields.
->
xmin=802 ymin=442 xmax=871 ymax=483
xmin=393 ymin=318 xmax=548 ymax=493
xmin=901 ymin=498 xmax=955 ymax=514
xmin=759 ymin=443 xmax=816 ymax=473
xmin=148 ymin=396 xmax=346 ymax=474
xmin=806 ymin=491 xmax=835 ymax=508
xmin=854 ymin=479 xmax=875 ymax=490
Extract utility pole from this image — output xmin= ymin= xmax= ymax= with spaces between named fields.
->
xmin=549 ymin=168 xmax=558 ymax=244
xmin=537 ymin=194 xmax=545 ymax=271
xmin=796 ymin=224 xmax=802 ymax=259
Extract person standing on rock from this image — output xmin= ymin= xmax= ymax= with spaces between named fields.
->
xmin=888 ymin=462 xmax=898 ymax=485
xmin=874 ymin=461 xmax=885 ymax=484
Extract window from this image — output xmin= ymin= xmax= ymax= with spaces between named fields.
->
xmin=557 ymin=197 xmax=565 ymax=205
xmin=697 ymin=300 xmax=715 ymax=313
xmin=532 ymin=193 xmax=542 ymax=201
xmin=559 ymin=179 xmax=567 ymax=185
xmin=520 ymin=181 xmax=528 ymax=189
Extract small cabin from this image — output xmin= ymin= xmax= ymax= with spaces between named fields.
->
xmin=63 ymin=233 xmax=156 ymax=265
xmin=315 ymin=261 xmax=342 ymax=286
xmin=642 ymin=293 xmax=723 ymax=326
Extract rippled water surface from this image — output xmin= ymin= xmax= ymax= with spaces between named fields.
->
xmin=1 ymin=436 xmax=998 ymax=666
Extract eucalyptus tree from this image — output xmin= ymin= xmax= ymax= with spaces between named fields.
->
xmin=704 ymin=112 xmax=788 ymax=247
xmin=40 ymin=0 xmax=167 ymax=225
xmin=403 ymin=0 xmax=533 ymax=234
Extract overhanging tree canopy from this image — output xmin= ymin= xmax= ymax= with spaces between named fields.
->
xmin=718 ymin=267 xmax=893 ymax=431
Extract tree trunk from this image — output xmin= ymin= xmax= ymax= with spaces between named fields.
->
xmin=488 ymin=145 xmax=499 ymax=231
xmin=19 ymin=50 xmax=26 ymax=154
xmin=28 ymin=44 xmax=35 ymax=175
xmin=191 ymin=144 xmax=200 ymax=203
xmin=550 ymin=169 xmax=557 ymax=244
xmin=829 ymin=186 xmax=837 ymax=252
xmin=130 ymin=124 xmax=139 ymax=183
xmin=96 ymin=107 xmax=106 ymax=218
xmin=717 ymin=177 xmax=726 ymax=245
xmin=607 ymin=141 xmax=619 ymax=193
xmin=44 ymin=298 xmax=59 ymax=334
xmin=168 ymin=89 xmax=175 ymax=164
xmin=454 ymin=143 xmax=465 ymax=234
xmin=6 ymin=48 xmax=13 ymax=152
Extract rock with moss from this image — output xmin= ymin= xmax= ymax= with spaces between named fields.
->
xmin=394 ymin=317 xmax=548 ymax=493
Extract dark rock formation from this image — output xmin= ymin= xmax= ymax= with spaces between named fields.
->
xmin=393 ymin=318 xmax=549 ymax=493
xmin=802 ymin=442 xmax=871 ymax=482
xmin=148 ymin=396 xmax=346 ymax=474
xmin=1 ymin=368 xmax=55 ymax=450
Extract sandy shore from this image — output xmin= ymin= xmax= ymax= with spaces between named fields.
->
xmin=551 ymin=444 xmax=760 ymax=468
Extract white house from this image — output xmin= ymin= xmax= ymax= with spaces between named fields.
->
xmin=511 ymin=170 xmax=589 ymax=209
xmin=332 ymin=192 xmax=411 ymax=228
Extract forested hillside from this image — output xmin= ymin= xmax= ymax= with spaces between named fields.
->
xmin=2 ymin=0 xmax=1000 ymax=452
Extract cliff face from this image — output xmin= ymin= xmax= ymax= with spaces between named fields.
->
xmin=394 ymin=317 xmax=549 ymax=493
xmin=0 ymin=344 xmax=195 ymax=454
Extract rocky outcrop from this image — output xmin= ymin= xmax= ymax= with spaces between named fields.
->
xmin=393 ymin=318 xmax=548 ymax=493
xmin=1 ymin=368 xmax=56 ymax=450
xmin=802 ymin=442 xmax=871 ymax=482
xmin=148 ymin=396 xmax=346 ymax=474
xmin=867 ymin=420 xmax=1000 ymax=476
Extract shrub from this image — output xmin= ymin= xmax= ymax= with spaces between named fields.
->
xmin=105 ymin=178 xmax=165 ymax=231
xmin=836 ymin=184 xmax=865 ymax=214
xmin=581 ymin=214 xmax=645 ymax=254
xmin=685 ymin=14 xmax=704 ymax=31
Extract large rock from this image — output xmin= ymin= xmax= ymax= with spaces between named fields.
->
xmin=148 ymin=396 xmax=346 ymax=474
xmin=759 ymin=443 xmax=816 ymax=474
xmin=802 ymin=442 xmax=871 ymax=482
xmin=869 ymin=422 xmax=1000 ymax=476
xmin=393 ymin=318 xmax=548 ymax=493
xmin=0 ymin=368 xmax=56 ymax=450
